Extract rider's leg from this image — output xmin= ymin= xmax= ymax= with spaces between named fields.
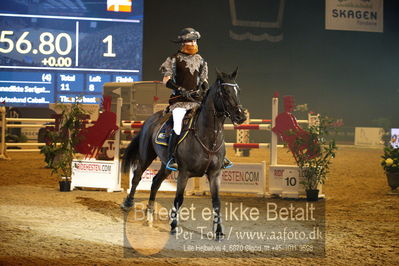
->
xmin=166 ymin=131 xmax=179 ymax=170
xmin=166 ymin=108 xmax=186 ymax=171
xmin=172 ymin=107 xmax=186 ymax=136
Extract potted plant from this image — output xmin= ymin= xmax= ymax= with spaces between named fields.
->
xmin=381 ymin=145 xmax=399 ymax=192
xmin=290 ymin=116 xmax=339 ymax=201
xmin=40 ymin=100 xmax=88 ymax=191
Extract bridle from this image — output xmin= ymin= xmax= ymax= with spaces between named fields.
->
xmin=216 ymin=81 xmax=241 ymax=119
xmin=191 ymin=80 xmax=242 ymax=172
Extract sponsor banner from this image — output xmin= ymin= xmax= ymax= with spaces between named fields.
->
xmin=269 ymin=165 xmax=324 ymax=198
xmin=325 ymin=0 xmax=383 ymax=32
xmin=391 ymin=128 xmax=399 ymax=148
xmin=354 ymin=127 xmax=384 ymax=146
xmin=71 ymin=159 xmax=121 ymax=191
xmin=200 ymin=162 xmax=265 ymax=195
xmin=269 ymin=165 xmax=304 ymax=197
xmin=21 ymin=127 xmax=39 ymax=141
xmin=129 ymin=161 xmax=195 ymax=192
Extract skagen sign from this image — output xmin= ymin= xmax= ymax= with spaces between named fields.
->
xmin=325 ymin=0 xmax=383 ymax=33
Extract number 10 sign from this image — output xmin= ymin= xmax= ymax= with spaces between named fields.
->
xmin=269 ymin=165 xmax=305 ymax=198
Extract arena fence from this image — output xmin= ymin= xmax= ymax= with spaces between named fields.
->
xmin=124 ymin=96 xmax=321 ymax=198
xmin=0 ymin=93 xmax=321 ymax=198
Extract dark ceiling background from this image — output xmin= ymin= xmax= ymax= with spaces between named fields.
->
xmin=142 ymin=0 xmax=399 ymax=128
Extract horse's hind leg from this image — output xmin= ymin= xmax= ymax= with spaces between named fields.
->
xmin=146 ymin=164 xmax=171 ymax=226
xmin=121 ymin=158 xmax=156 ymax=212
xmin=170 ymin=173 xmax=189 ymax=235
xmin=120 ymin=166 xmax=144 ymax=211
xmin=208 ymin=171 xmax=224 ymax=241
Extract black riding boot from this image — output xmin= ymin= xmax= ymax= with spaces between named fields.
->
xmin=166 ymin=131 xmax=179 ymax=171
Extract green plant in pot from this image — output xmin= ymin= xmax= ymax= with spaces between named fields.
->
xmin=40 ymin=100 xmax=88 ymax=191
xmin=289 ymin=116 xmax=339 ymax=201
xmin=381 ymin=144 xmax=399 ymax=192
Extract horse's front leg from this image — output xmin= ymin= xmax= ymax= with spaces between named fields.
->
xmin=170 ymin=172 xmax=189 ymax=235
xmin=208 ymin=170 xmax=224 ymax=241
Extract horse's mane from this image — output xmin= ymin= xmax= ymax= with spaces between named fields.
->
xmin=201 ymin=80 xmax=217 ymax=104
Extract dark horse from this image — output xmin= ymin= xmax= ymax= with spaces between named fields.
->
xmin=120 ymin=68 xmax=247 ymax=240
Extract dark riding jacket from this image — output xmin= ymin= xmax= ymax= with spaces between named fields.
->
xmin=160 ymin=51 xmax=208 ymax=105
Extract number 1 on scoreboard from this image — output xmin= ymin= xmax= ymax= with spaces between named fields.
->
xmin=103 ymin=35 xmax=116 ymax=57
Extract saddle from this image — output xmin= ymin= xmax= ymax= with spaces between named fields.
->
xmin=155 ymin=110 xmax=196 ymax=146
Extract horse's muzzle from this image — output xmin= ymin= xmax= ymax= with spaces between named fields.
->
xmin=232 ymin=106 xmax=247 ymax=125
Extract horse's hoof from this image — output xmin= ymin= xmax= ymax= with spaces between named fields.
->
xmin=120 ymin=197 xmax=134 ymax=212
xmin=170 ymin=220 xmax=178 ymax=235
xmin=120 ymin=200 xmax=133 ymax=212
xmin=144 ymin=220 xmax=153 ymax=227
xmin=120 ymin=203 xmax=131 ymax=212
xmin=170 ymin=228 xmax=177 ymax=235
xmin=215 ymin=232 xmax=225 ymax=242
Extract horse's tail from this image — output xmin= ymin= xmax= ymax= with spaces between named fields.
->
xmin=122 ymin=133 xmax=140 ymax=173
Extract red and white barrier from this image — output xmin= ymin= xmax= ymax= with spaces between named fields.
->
xmin=120 ymin=122 xmax=275 ymax=131
xmin=250 ymin=119 xmax=271 ymax=123
xmin=225 ymin=143 xmax=270 ymax=149
xmin=224 ymin=124 xmax=271 ymax=130
xmin=249 ymin=118 xmax=309 ymax=124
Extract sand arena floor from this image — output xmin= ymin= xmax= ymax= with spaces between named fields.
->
xmin=0 ymin=147 xmax=398 ymax=265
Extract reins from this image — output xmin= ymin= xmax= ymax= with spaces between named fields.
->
xmin=189 ymin=81 xmax=237 ymax=172
xmin=191 ymin=112 xmax=225 ymax=173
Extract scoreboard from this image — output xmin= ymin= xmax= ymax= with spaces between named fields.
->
xmin=0 ymin=0 xmax=143 ymax=107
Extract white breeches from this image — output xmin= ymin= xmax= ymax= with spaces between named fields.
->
xmin=172 ymin=107 xmax=187 ymax=135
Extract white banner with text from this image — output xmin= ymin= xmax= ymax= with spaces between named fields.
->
xmin=325 ymin=0 xmax=383 ymax=32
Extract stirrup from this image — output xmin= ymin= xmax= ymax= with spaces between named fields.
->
xmin=166 ymin=158 xmax=178 ymax=171
xmin=222 ymin=158 xmax=233 ymax=169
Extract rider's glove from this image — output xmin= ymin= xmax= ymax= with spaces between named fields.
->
xmin=201 ymin=81 xmax=209 ymax=92
xmin=179 ymin=87 xmax=190 ymax=98
xmin=166 ymin=79 xmax=179 ymax=91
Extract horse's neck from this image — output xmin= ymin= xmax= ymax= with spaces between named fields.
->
xmin=196 ymin=91 xmax=225 ymax=146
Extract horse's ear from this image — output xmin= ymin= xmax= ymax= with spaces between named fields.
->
xmin=231 ymin=66 xmax=239 ymax=79
xmin=215 ymin=67 xmax=222 ymax=79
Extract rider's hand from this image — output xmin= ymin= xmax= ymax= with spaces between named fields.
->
xmin=190 ymin=90 xmax=200 ymax=99
xmin=201 ymin=81 xmax=209 ymax=92
xmin=166 ymin=79 xmax=179 ymax=91
xmin=179 ymin=87 xmax=189 ymax=97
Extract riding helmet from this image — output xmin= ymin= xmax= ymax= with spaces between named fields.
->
xmin=172 ymin=27 xmax=201 ymax=43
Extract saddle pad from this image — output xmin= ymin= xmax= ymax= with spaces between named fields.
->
xmin=155 ymin=114 xmax=194 ymax=146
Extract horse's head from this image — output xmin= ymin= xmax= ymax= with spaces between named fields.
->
xmin=214 ymin=67 xmax=247 ymax=125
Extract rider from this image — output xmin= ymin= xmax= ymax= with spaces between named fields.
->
xmin=160 ymin=27 xmax=232 ymax=171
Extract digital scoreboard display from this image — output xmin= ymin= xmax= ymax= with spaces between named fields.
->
xmin=0 ymin=0 xmax=143 ymax=107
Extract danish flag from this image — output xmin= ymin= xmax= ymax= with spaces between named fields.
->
xmin=107 ymin=0 xmax=132 ymax=12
